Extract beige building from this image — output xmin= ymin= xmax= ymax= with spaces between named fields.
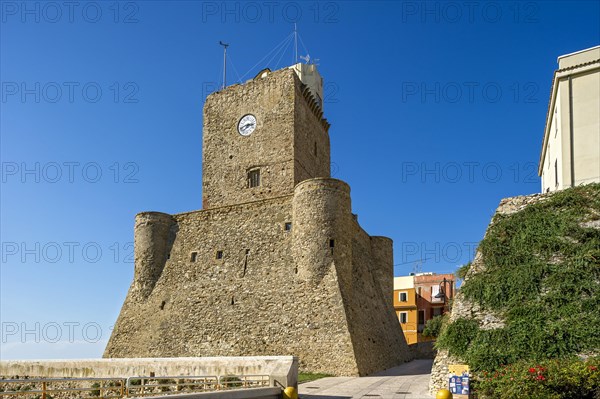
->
xmin=538 ymin=45 xmax=600 ymax=192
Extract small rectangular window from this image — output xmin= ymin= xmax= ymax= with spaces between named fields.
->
xmin=418 ymin=310 xmax=425 ymax=325
xmin=248 ymin=169 xmax=260 ymax=188
xmin=216 ymin=250 xmax=223 ymax=259
xmin=399 ymin=312 xmax=408 ymax=324
xmin=284 ymin=222 xmax=292 ymax=231
xmin=190 ymin=252 xmax=197 ymax=262
xmin=329 ymin=239 xmax=335 ymax=248
xmin=554 ymin=159 xmax=558 ymax=187
xmin=399 ymin=292 xmax=408 ymax=302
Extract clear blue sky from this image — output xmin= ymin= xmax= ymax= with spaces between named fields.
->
xmin=1 ymin=1 xmax=599 ymax=359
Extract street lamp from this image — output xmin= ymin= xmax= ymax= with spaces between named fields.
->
xmin=434 ymin=277 xmax=454 ymax=311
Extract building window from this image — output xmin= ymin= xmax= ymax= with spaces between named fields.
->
xmin=433 ymin=307 xmax=443 ymax=317
xmin=554 ymin=159 xmax=558 ymax=187
xmin=399 ymin=312 xmax=408 ymax=324
xmin=216 ymin=250 xmax=223 ymax=260
xmin=399 ymin=292 xmax=408 ymax=302
xmin=417 ymin=287 xmax=422 ymax=297
xmin=248 ymin=169 xmax=260 ymax=188
xmin=284 ymin=222 xmax=292 ymax=231
xmin=431 ymin=285 xmax=441 ymax=302
xmin=418 ymin=310 xmax=425 ymax=325
xmin=314 ymin=141 xmax=318 ymax=156
xmin=190 ymin=252 xmax=197 ymax=262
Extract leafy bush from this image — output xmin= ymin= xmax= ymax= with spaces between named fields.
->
xmin=473 ymin=357 xmax=600 ymax=399
xmin=422 ymin=314 xmax=447 ymax=338
xmin=436 ymin=184 xmax=600 ymax=371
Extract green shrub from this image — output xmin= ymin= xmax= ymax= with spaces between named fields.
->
xmin=422 ymin=314 xmax=447 ymax=338
xmin=473 ymin=357 xmax=600 ymax=399
xmin=436 ymin=184 xmax=600 ymax=371
xmin=456 ymin=262 xmax=471 ymax=280
xmin=436 ymin=317 xmax=479 ymax=356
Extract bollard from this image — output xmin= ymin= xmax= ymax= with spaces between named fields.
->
xmin=436 ymin=389 xmax=453 ymax=399
xmin=283 ymin=386 xmax=298 ymax=399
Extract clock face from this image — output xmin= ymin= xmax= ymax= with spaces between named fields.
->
xmin=238 ymin=114 xmax=257 ymax=136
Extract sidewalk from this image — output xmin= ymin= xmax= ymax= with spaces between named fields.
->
xmin=298 ymin=359 xmax=434 ymax=399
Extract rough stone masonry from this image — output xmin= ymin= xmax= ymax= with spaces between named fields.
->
xmin=104 ymin=66 xmax=412 ymax=375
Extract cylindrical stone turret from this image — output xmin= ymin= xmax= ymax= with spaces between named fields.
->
xmin=133 ymin=212 xmax=177 ymax=301
xmin=292 ymin=178 xmax=352 ymax=283
xmin=370 ymin=236 xmax=394 ymax=301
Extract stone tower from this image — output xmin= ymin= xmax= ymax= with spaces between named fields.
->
xmin=104 ymin=64 xmax=412 ymax=375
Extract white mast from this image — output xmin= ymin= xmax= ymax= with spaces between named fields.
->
xmin=219 ymin=41 xmax=229 ymax=89
xmin=294 ymin=23 xmax=298 ymax=64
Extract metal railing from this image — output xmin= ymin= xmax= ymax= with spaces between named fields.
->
xmin=0 ymin=375 xmax=270 ymax=399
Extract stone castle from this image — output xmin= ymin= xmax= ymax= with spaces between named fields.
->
xmin=104 ymin=64 xmax=411 ymax=375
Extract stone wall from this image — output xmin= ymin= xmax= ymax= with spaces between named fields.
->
xmin=105 ymin=180 xmax=411 ymax=375
xmin=428 ymin=192 xmax=556 ymax=394
xmin=202 ymin=69 xmax=330 ymax=209
xmin=293 ymin=82 xmax=330 ymax=184
xmin=132 ymin=212 xmax=177 ymax=301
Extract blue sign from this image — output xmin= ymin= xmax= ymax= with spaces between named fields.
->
xmin=448 ymin=374 xmax=470 ymax=395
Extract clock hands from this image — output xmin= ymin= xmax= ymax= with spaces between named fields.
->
xmin=241 ymin=123 xmax=254 ymax=132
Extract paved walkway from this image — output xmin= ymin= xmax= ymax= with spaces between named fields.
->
xmin=298 ymin=360 xmax=434 ymax=399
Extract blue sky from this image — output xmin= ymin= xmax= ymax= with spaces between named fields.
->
xmin=1 ymin=1 xmax=599 ymax=359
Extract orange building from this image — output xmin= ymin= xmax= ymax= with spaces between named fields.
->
xmin=393 ymin=276 xmax=418 ymax=344
xmin=393 ymin=273 xmax=455 ymax=344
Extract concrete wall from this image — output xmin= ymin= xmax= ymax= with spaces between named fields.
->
xmin=0 ymin=356 xmax=298 ymax=389
xmin=571 ymin=69 xmax=600 ymax=187
xmin=142 ymin=388 xmax=282 ymax=399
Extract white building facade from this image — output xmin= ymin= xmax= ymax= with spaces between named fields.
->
xmin=539 ymin=46 xmax=600 ymax=193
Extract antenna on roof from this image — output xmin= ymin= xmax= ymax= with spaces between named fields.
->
xmin=300 ymin=54 xmax=310 ymax=64
xmin=294 ymin=23 xmax=298 ymax=64
xmin=219 ymin=41 xmax=229 ymax=89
